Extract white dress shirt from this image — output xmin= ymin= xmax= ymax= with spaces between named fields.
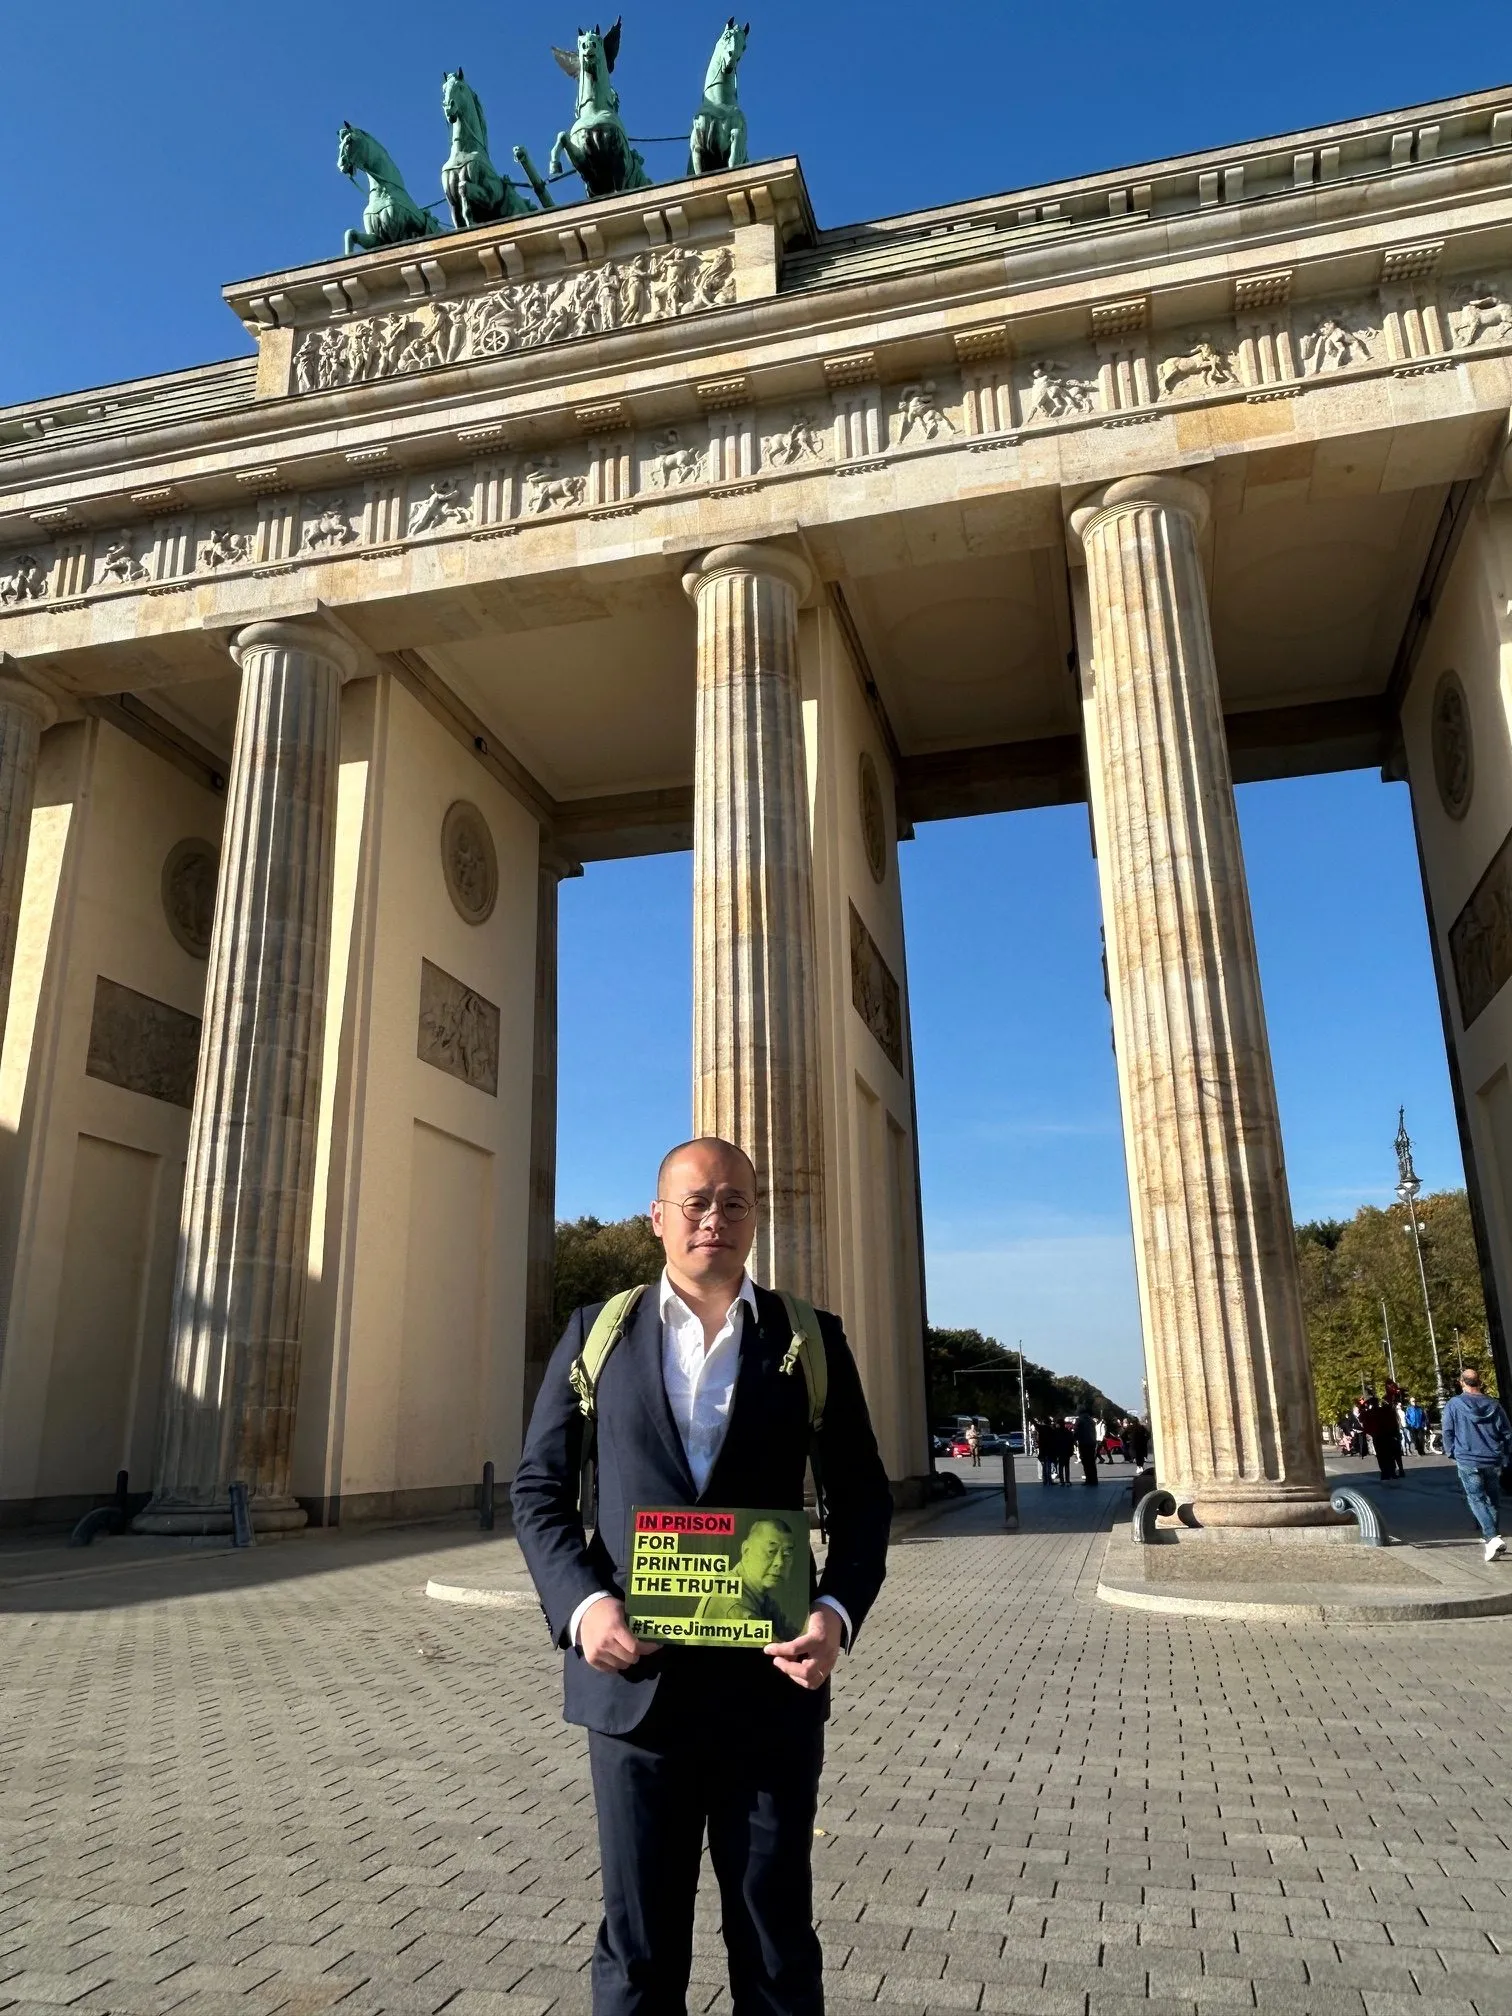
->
xmin=569 ymin=1270 xmax=850 ymax=1649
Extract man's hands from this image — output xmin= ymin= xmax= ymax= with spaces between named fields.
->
xmin=579 ymin=1598 xmax=844 ymax=1686
xmin=578 ymin=1597 xmax=660 ymax=1673
xmin=765 ymin=1607 xmax=844 ymax=1690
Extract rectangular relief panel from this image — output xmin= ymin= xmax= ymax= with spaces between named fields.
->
xmin=1450 ymin=828 xmax=1512 ymax=1030
xmin=848 ymin=902 xmax=903 ymax=1073
xmin=416 ymin=958 xmax=500 ymax=1096
xmin=85 ymin=977 xmax=201 ymax=1109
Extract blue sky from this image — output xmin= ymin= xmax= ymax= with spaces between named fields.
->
xmin=5 ymin=3 xmax=1500 ymax=1406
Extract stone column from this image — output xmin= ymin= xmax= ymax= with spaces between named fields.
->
xmin=0 ymin=673 xmax=58 ymax=1054
xmin=137 ymin=620 xmax=357 ymax=1535
xmin=522 ymin=845 xmax=577 ymax=1425
xmin=1069 ymin=476 xmax=1332 ymax=1527
xmin=683 ymin=544 xmax=827 ymax=1302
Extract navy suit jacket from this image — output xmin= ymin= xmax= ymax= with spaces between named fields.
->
xmin=510 ymin=1282 xmax=893 ymax=1736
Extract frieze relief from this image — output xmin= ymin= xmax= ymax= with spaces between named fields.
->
xmin=5 ymin=265 xmax=1512 ymax=607
xmin=289 ymin=243 xmax=735 ymax=393
xmin=764 ymin=410 xmax=827 ymax=467
xmin=1451 ymin=283 xmax=1512 ymax=348
xmin=0 ymin=553 xmax=48 ymax=603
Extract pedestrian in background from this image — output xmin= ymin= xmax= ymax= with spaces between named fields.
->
xmin=1403 ymin=1396 xmax=1427 ymax=1456
xmin=964 ymin=1421 xmax=982 ymax=1468
xmin=1441 ymin=1365 xmax=1512 ymax=1562
xmin=1074 ymin=1406 xmax=1100 ymax=1487
xmin=1361 ymin=1391 xmax=1404 ymax=1481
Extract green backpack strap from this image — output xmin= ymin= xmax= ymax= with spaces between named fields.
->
xmin=569 ymin=1284 xmax=646 ymax=1419
xmin=569 ymin=1284 xmax=647 ymax=1527
xmin=776 ymin=1291 xmax=828 ymax=1431
xmin=777 ymin=1290 xmax=830 ymax=1538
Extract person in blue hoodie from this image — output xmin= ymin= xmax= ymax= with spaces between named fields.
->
xmin=1439 ymin=1365 xmax=1512 ymax=1562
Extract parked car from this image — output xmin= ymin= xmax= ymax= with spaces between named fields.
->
xmin=978 ymin=1433 xmax=1006 ymax=1454
xmin=1004 ymin=1430 xmax=1025 ymax=1453
xmin=949 ymin=1438 xmax=974 ymax=1459
xmin=931 ymin=1434 xmax=955 ymax=1457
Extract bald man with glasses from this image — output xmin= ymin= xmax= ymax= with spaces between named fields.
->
xmin=512 ymin=1135 xmax=893 ymax=2016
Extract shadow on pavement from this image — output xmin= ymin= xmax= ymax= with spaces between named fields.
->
xmin=0 ymin=1516 xmax=527 ymax=1616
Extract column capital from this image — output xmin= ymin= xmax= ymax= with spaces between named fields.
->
xmin=538 ymin=840 xmax=584 ymax=883
xmin=0 ymin=674 xmax=58 ymax=732
xmin=229 ymin=618 xmax=360 ymax=683
xmin=681 ymin=541 xmax=813 ymax=606
xmin=1066 ymin=474 xmax=1210 ymax=560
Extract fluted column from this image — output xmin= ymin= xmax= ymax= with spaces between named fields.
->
xmin=137 ymin=620 xmax=357 ymax=1534
xmin=0 ymin=673 xmax=58 ymax=1052
xmin=683 ymin=544 xmax=827 ymax=1301
xmin=1069 ymin=476 xmax=1331 ymax=1526
xmin=522 ymin=846 xmax=577 ymax=1422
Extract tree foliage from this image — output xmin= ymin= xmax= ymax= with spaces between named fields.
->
xmin=926 ymin=1325 xmax=1131 ymax=1430
xmin=553 ymin=1213 xmax=664 ymax=1335
xmin=551 ymin=1218 xmax=1133 ymax=1427
xmin=1295 ymin=1189 xmax=1494 ymax=1420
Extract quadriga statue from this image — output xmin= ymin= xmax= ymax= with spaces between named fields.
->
xmin=689 ymin=18 xmax=749 ymax=175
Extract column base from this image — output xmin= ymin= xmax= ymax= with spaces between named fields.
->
xmin=132 ymin=1494 xmax=308 ymax=1536
xmin=1186 ymin=1483 xmax=1349 ymax=1529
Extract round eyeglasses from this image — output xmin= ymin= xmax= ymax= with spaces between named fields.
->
xmin=657 ymin=1193 xmax=753 ymax=1224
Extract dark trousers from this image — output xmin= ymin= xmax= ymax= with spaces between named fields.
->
xmin=1078 ymin=1444 xmax=1099 ymax=1484
xmin=586 ymin=1672 xmax=824 ymax=2014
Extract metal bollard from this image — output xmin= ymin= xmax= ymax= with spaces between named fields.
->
xmin=229 ymin=1481 xmax=256 ymax=1548
xmin=480 ymin=1460 xmax=496 ymax=1531
xmin=1001 ymin=1446 xmax=1020 ymax=1530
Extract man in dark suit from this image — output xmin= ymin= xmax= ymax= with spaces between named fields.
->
xmin=511 ymin=1136 xmax=893 ymax=2015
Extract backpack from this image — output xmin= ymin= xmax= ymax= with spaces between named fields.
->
xmin=567 ymin=1283 xmax=831 ymax=1532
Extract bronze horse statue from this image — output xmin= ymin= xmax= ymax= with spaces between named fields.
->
xmin=689 ymin=18 xmax=749 ymax=174
xmin=541 ymin=19 xmax=650 ymax=199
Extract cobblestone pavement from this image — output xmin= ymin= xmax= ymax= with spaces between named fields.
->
xmin=2 ymin=1461 xmax=1510 ymax=2016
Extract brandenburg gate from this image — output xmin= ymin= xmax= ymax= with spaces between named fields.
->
xmin=3 ymin=71 xmax=1512 ymax=1532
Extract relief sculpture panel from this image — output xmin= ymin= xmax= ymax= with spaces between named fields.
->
xmin=417 ymin=958 xmax=500 ymax=1095
xmin=1450 ymin=828 xmax=1512 ymax=1031
xmin=86 ymin=976 xmax=202 ymax=1109
xmin=849 ymin=902 xmax=904 ymax=1074
xmin=291 ymin=244 xmax=734 ymax=392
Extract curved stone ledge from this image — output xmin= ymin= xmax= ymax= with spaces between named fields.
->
xmin=1096 ymin=1577 xmax=1512 ymax=1623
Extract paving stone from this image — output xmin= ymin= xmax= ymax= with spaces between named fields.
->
xmin=2 ymin=1471 xmax=1511 ymax=2016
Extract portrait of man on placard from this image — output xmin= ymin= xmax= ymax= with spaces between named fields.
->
xmin=693 ymin=1513 xmax=805 ymax=1642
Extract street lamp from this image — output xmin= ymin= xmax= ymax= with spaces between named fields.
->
xmin=1394 ymin=1107 xmax=1446 ymax=1405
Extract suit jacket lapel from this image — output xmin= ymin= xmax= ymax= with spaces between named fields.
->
xmin=625 ymin=1283 xmax=697 ymax=1499
xmin=698 ymin=1289 xmax=783 ymax=1502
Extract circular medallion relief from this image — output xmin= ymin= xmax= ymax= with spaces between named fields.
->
xmin=858 ymin=752 xmax=887 ymax=885
xmin=441 ymin=800 xmax=498 ymax=925
xmin=161 ymin=838 xmax=220 ymax=960
xmin=1431 ymin=670 xmax=1473 ymax=822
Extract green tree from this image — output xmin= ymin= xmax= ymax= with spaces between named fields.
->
xmin=553 ymin=1213 xmax=664 ymax=1333
xmin=926 ymin=1325 xmax=1131 ymax=1431
xmin=1295 ymin=1189 xmax=1493 ymax=1421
